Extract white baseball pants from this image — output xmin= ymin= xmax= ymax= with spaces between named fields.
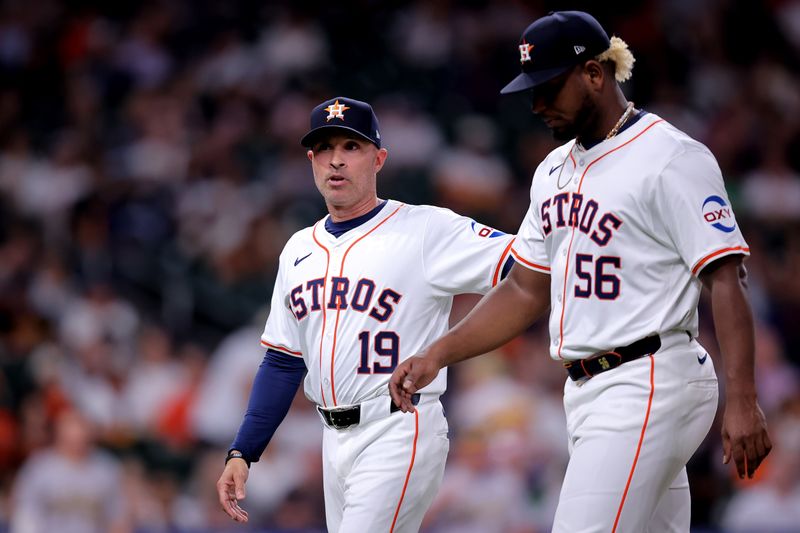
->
xmin=553 ymin=331 xmax=719 ymax=532
xmin=322 ymin=395 xmax=449 ymax=533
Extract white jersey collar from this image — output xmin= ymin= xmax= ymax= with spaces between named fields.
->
xmin=317 ymin=199 xmax=403 ymax=246
xmin=573 ymin=112 xmax=662 ymax=156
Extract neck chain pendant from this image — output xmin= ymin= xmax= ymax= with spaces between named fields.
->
xmin=605 ymin=101 xmax=635 ymax=140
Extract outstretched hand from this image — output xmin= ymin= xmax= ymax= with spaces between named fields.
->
xmin=216 ymin=459 xmax=250 ymax=523
xmin=389 ymin=353 xmax=442 ymax=412
xmin=721 ymin=396 xmax=772 ymax=479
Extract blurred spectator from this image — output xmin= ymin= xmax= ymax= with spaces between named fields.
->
xmin=11 ymin=130 xmax=93 ymax=242
xmin=391 ymin=2 xmax=453 ymax=69
xmin=9 ymin=407 xmax=130 ymax=533
xmin=119 ymin=458 xmax=172 ymax=531
xmin=432 ymin=114 xmax=512 ymax=222
xmin=26 ymin=252 xmax=76 ymax=322
xmin=376 ymin=97 xmax=445 ymax=170
xmin=256 ymin=10 xmax=329 ymax=78
xmin=113 ymin=6 xmax=173 ymax=89
xmin=118 ymin=89 xmax=190 ymax=184
xmin=58 ymin=280 xmax=139 ymax=364
xmin=741 ymin=135 xmax=800 ymax=222
xmin=431 ymin=352 xmax=565 ymax=532
xmin=153 ymin=342 xmax=208 ymax=449
xmin=425 ymin=430 xmax=537 ymax=533
xmin=0 ymin=219 xmax=40 ymax=307
xmin=190 ymin=321 xmax=265 ymax=446
xmin=753 ymin=322 xmax=800 ymax=416
xmin=121 ymin=324 xmax=186 ymax=434
xmin=59 ymin=339 xmax=129 ymax=437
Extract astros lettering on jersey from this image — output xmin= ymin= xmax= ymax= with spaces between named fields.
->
xmin=262 ymin=200 xmax=514 ymax=407
xmin=511 ymin=113 xmax=749 ymax=360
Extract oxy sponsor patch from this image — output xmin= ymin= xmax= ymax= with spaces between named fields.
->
xmin=702 ymin=195 xmax=735 ymax=233
xmin=470 ymin=221 xmax=505 ymax=238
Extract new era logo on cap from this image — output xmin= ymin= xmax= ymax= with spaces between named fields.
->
xmin=300 ymin=96 xmax=382 ymax=148
xmin=574 ymin=45 xmax=586 ymax=54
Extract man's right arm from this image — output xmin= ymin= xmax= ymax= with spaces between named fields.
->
xmin=217 ymin=349 xmax=306 ymax=522
xmin=229 ymin=350 xmax=306 ymax=462
xmin=389 ymin=263 xmax=550 ymax=411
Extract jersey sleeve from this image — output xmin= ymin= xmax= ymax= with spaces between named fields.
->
xmin=652 ymin=147 xmax=749 ymax=276
xmin=260 ymin=248 xmax=304 ymax=357
xmin=510 ymin=190 xmax=551 ymax=274
xmin=422 ymin=208 xmax=515 ymax=295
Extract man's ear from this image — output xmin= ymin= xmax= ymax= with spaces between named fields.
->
xmin=582 ymin=60 xmax=606 ymax=91
xmin=375 ymin=148 xmax=388 ymax=172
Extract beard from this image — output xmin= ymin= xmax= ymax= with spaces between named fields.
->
xmin=549 ymin=93 xmax=600 ymax=142
xmin=551 ymin=123 xmax=579 ymax=141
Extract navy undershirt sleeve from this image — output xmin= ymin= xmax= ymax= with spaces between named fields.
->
xmin=230 ymin=349 xmax=307 ymax=464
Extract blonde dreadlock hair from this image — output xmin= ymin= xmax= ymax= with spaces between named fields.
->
xmin=595 ymin=36 xmax=635 ymax=82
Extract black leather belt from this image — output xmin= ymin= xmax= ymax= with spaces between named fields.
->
xmin=564 ymin=335 xmax=662 ymax=382
xmin=317 ymin=393 xmax=420 ymax=430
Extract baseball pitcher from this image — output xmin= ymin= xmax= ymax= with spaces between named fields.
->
xmin=390 ymin=11 xmax=771 ymax=533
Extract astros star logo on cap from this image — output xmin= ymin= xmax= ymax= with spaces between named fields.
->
xmin=519 ymin=41 xmax=533 ymax=63
xmin=324 ymin=100 xmax=350 ymax=121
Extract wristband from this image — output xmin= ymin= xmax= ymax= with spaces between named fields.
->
xmin=225 ymin=450 xmax=249 ymax=467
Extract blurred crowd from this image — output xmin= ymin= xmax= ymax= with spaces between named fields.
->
xmin=0 ymin=0 xmax=798 ymax=532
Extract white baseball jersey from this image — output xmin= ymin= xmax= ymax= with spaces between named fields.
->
xmin=511 ymin=113 xmax=749 ymax=360
xmin=261 ymin=199 xmax=514 ymax=408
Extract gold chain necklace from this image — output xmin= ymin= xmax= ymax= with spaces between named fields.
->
xmin=605 ymin=101 xmax=635 ymax=140
xmin=556 ymin=101 xmax=636 ymax=189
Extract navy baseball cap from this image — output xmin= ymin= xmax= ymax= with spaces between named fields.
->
xmin=500 ymin=11 xmax=611 ymax=95
xmin=300 ymin=96 xmax=381 ymax=148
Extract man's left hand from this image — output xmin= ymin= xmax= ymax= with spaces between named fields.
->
xmin=721 ymin=396 xmax=772 ymax=479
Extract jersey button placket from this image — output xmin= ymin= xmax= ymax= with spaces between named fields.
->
xmin=325 ymin=252 xmax=344 ymax=406
xmin=574 ymin=159 xmax=585 ymax=186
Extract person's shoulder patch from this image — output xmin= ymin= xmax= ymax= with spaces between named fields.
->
xmin=702 ymin=195 xmax=736 ymax=233
xmin=470 ymin=221 xmax=506 ymax=238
